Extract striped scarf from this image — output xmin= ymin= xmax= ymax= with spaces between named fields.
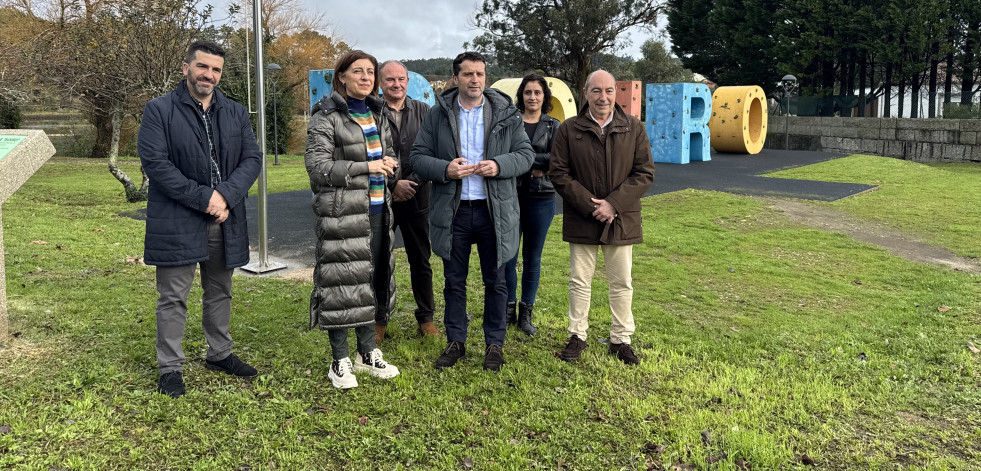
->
xmin=347 ymin=97 xmax=385 ymax=214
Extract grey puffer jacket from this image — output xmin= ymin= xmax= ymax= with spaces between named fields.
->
xmin=410 ymin=87 xmax=534 ymax=267
xmin=305 ymin=91 xmax=398 ymax=330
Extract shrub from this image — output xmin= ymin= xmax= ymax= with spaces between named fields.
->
xmin=0 ymin=94 xmax=23 ymax=128
xmin=942 ymin=102 xmax=981 ymax=119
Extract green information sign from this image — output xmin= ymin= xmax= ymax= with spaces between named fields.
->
xmin=0 ymin=135 xmax=27 ymax=162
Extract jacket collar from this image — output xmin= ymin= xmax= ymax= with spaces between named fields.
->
xmin=573 ymin=102 xmax=630 ymax=133
xmin=312 ymin=90 xmax=386 ymax=116
xmin=436 ymin=87 xmax=517 ymax=122
xmin=176 ymin=79 xmax=224 ymax=111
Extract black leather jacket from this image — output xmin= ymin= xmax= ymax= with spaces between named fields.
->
xmin=517 ymin=114 xmax=559 ymax=197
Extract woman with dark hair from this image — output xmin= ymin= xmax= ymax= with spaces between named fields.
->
xmin=505 ymin=73 xmax=559 ymax=336
xmin=305 ymin=50 xmax=401 ymax=389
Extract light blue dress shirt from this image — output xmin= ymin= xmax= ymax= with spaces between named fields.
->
xmin=458 ymin=98 xmax=486 ymax=201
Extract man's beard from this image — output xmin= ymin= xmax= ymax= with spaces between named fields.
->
xmin=191 ymin=77 xmax=215 ymax=96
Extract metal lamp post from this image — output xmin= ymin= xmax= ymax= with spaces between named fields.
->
xmin=241 ymin=0 xmax=286 ymax=275
xmin=266 ymin=62 xmax=281 ymax=165
xmin=782 ymin=74 xmax=798 ymax=150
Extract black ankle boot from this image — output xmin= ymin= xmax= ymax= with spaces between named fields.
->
xmin=506 ymin=301 xmax=517 ymax=325
xmin=517 ymin=302 xmax=537 ymax=335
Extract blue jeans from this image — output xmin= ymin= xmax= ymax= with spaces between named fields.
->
xmin=443 ymin=203 xmax=508 ymax=346
xmin=505 ymin=197 xmax=556 ymax=305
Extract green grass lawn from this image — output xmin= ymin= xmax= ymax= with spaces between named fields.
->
xmin=1 ymin=156 xmax=979 ymax=469
xmin=247 ymin=154 xmax=313 ymax=196
xmin=768 ymin=154 xmax=981 ymax=258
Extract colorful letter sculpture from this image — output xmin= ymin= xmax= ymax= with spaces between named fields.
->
xmin=490 ymin=77 xmax=577 ymax=122
xmin=645 ymin=83 xmax=712 ymax=164
xmin=307 ymin=69 xmax=436 ymax=111
xmin=615 ymin=81 xmax=642 ymax=119
xmin=308 ymin=69 xmax=335 ymax=111
xmin=708 ymin=86 xmax=767 ymax=154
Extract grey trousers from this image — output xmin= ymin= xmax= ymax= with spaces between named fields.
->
xmin=155 ymin=221 xmax=234 ymax=374
xmin=328 ymin=325 xmax=375 ymax=361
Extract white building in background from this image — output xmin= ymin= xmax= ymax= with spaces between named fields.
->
xmin=862 ymin=85 xmax=978 ymax=118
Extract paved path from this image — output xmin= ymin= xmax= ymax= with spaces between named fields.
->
xmin=246 ymin=149 xmax=875 ymax=269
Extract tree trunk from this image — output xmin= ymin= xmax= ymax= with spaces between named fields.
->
xmin=89 ymin=107 xmax=112 ymax=159
xmin=911 ymin=72 xmax=920 ymax=119
xmin=106 ymin=102 xmax=147 ymax=203
xmin=898 ymin=72 xmax=906 ymax=118
xmin=868 ymin=57 xmax=876 ymax=116
xmin=944 ymin=51 xmax=954 ymax=104
xmin=822 ymin=57 xmax=835 ymax=94
xmin=962 ymin=32 xmax=976 ymax=105
xmin=858 ymin=52 xmax=867 ymax=117
xmin=140 ymin=167 xmax=149 ymax=194
xmin=884 ymin=62 xmax=892 ymax=118
xmin=838 ymin=49 xmax=848 ymax=96
xmin=928 ymin=43 xmax=939 ymax=118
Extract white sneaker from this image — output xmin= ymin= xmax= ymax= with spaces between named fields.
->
xmin=354 ymin=348 xmax=400 ymax=379
xmin=328 ymin=357 xmax=358 ymax=389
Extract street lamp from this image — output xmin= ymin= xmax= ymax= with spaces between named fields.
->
xmin=266 ymin=62 xmax=282 ymax=165
xmin=781 ymin=74 xmax=798 ymax=150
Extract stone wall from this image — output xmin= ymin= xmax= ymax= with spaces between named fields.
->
xmin=763 ymin=116 xmax=981 ymax=162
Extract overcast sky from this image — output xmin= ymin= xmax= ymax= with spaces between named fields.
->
xmin=215 ymin=0 xmax=666 ymax=63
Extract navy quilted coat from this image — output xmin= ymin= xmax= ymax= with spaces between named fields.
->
xmin=138 ymin=81 xmax=262 ymax=268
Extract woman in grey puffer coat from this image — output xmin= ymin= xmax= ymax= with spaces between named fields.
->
xmin=305 ymin=50 xmax=401 ymax=389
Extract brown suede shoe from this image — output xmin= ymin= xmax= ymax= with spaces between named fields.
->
xmin=557 ymin=336 xmax=588 ymax=362
xmin=418 ymin=321 xmax=442 ymax=337
xmin=374 ymin=325 xmax=387 ymax=345
xmin=609 ymin=342 xmax=640 ymax=365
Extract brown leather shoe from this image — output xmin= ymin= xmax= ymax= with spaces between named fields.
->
xmin=374 ymin=325 xmax=387 ymax=345
xmin=609 ymin=342 xmax=640 ymax=365
xmin=557 ymin=336 xmax=588 ymax=361
xmin=418 ymin=321 xmax=442 ymax=337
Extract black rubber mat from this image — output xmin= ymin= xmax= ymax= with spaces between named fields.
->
xmin=245 ymin=149 xmax=875 ymax=265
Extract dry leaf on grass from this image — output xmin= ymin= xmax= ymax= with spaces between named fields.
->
xmin=125 ymin=255 xmax=145 ymax=265
xmin=938 ymin=305 xmax=951 ymax=312
xmin=30 ymin=240 xmax=48 ymax=245
xmin=968 ymin=342 xmax=980 ymax=354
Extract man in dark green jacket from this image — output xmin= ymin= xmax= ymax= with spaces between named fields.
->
xmin=410 ymin=52 xmax=533 ymax=372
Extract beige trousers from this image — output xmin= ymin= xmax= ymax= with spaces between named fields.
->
xmin=567 ymin=243 xmax=635 ymax=344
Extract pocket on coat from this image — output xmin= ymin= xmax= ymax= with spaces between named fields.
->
xmin=617 ymin=210 xmax=642 ymax=240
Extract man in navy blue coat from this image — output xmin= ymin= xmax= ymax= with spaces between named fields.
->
xmin=138 ymin=40 xmax=262 ymax=398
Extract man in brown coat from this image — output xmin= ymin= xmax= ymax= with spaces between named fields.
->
xmin=549 ymin=69 xmax=655 ymax=365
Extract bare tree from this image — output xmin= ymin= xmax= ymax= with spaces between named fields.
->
xmin=11 ymin=0 xmax=216 ymax=201
xmin=229 ymin=0 xmax=333 ymax=38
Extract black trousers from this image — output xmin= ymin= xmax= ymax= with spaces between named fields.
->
xmin=442 ymin=202 xmax=507 ymax=346
xmin=389 ymin=203 xmax=436 ymax=324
